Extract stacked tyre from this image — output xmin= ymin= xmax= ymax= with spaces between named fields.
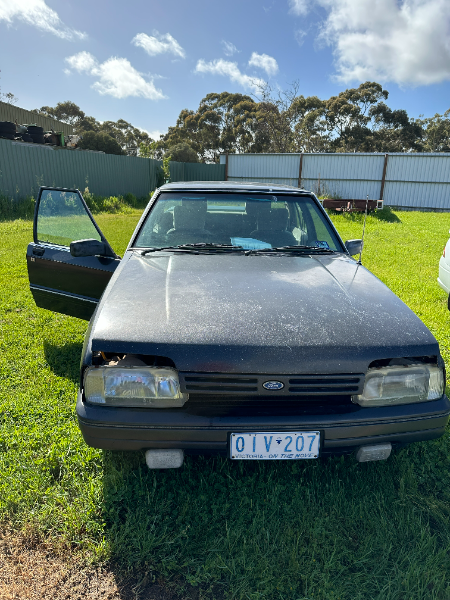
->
xmin=0 ymin=121 xmax=16 ymax=140
xmin=27 ymin=125 xmax=44 ymax=144
xmin=22 ymin=133 xmax=34 ymax=143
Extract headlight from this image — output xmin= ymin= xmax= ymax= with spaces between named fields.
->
xmin=353 ymin=364 xmax=445 ymax=407
xmin=84 ymin=366 xmax=188 ymax=407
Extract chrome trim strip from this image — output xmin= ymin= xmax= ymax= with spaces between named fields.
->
xmin=30 ymin=284 xmax=98 ymax=304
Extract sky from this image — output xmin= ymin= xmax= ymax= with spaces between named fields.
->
xmin=1 ymin=0 xmax=450 ymax=140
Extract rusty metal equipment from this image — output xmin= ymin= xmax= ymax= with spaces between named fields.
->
xmin=321 ymin=198 xmax=382 ymax=212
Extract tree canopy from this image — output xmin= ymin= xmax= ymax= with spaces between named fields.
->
xmin=160 ymin=81 xmax=439 ymax=160
xmin=34 ymin=101 xmax=153 ymax=156
xmin=161 ymin=92 xmax=265 ymax=162
xmin=33 ymin=83 xmax=450 ymax=162
xmin=167 ymin=142 xmax=199 ymax=163
xmin=35 ymin=101 xmax=84 ymax=125
xmin=417 ymin=110 xmax=450 ymax=152
xmin=78 ymin=131 xmax=124 ymax=155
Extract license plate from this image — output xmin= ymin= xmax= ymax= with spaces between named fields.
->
xmin=229 ymin=431 xmax=320 ymax=460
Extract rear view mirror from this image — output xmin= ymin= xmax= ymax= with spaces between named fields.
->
xmin=70 ymin=239 xmax=108 ymax=257
xmin=345 ymin=239 xmax=363 ymax=256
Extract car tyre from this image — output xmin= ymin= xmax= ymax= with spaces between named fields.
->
xmin=0 ymin=121 xmax=16 ymax=133
xmin=30 ymin=134 xmax=45 ymax=144
xmin=27 ymin=125 xmax=44 ymax=135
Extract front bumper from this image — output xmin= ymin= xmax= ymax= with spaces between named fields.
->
xmin=76 ymin=393 xmax=450 ymax=455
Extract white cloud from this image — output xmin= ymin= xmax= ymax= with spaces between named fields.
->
xmin=295 ymin=29 xmax=307 ymax=46
xmin=0 ymin=0 xmax=86 ymax=39
xmin=65 ymin=51 xmax=97 ymax=73
xmin=195 ymin=59 xmax=265 ymax=91
xmin=65 ymin=52 xmax=166 ymax=100
xmin=126 ymin=125 xmax=164 ymax=140
xmin=289 ymin=0 xmax=310 ymax=16
xmin=92 ymin=58 xmax=167 ymax=100
xmin=132 ymin=31 xmax=185 ymax=58
xmin=146 ymin=129 xmax=165 ymax=140
xmin=222 ymin=40 xmax=239 ymax=56
xmin=311 ymin=0 xmax=450 ymax=86
xmin=248 ymin=52 xmax=279 ymax=76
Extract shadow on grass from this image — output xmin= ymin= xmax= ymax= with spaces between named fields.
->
xmin=100 ymin=436 xmax=450 ymax=600
xmin=43 ymin=340 xmax=83 ymax=383
xmin=102 ymin=450 xmax=228 ymax=600
xmin=327 ymin=207 xmax=402 ymax=223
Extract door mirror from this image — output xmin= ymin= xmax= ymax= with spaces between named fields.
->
xmin=70 ymin=239 xmax=110 ymax=257
xmin=345 ymin=239 xmax=363 ymax=256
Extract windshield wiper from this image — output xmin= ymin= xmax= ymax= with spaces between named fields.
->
xmin=140 ymin=243 xmax=246 ymax=255
xmin=138 ymin=244 xmax=335 ymax=256
xmin=246 ymin=245 xmax=335 ymax=255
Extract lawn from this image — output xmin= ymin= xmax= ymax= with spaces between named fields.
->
xmin=1 ymin=208 xmax=450 ymax=599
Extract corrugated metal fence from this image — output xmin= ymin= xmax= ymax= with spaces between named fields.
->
xmin=170 ymin=162 xmax=226 ymax=182
xmin=220 ymin=152 xmax=450 ymax=210
xmin=0 ymin=138 xmax=226 ymax=199
xmin=0 ymin=100 xmax=74 ymax=136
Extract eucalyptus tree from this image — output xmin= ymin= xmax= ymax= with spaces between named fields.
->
xmin=419 ymin=110 xmax=450 ymax=152
xmin=35 ymin=102 xmax=153 ymax=156
xmin=162 ymin=92 xmax=264 ymax=162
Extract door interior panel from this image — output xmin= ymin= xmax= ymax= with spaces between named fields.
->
xmin=27 ymin=245 xmax=118 ymax=298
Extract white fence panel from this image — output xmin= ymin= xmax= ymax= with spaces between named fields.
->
xmin=227 ymin=153 xmax=299 ymax=180
xmin=221 ymin=152 xmax=450 ymax=210
xmin=383 ymin=182 xmax=450 ymax=209
xmin=387 ymin=154 xmax=450 ymax=183
xmin=301 ymin=178 xmax=381 ymax=200
xmin=302 ymin=153 xmax=385 ymax=182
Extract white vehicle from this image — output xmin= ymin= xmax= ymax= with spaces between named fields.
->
xmin=438 ymin=232 xmax=450 ymax=307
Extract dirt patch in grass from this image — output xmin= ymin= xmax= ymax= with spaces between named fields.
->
xmin=0 ymin=529 xmax=185 ymax=600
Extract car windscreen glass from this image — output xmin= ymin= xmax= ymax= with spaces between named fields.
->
xmin=133 ymin=193 xmax=343 ymax=251
xmin=37 ymin=189 xmax=101 ymax=246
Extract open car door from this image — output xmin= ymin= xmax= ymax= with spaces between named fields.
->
xmin=27 ymin=187 xmax=121 ymax=320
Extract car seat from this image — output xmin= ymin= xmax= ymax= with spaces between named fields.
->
xmin=250 ymin=208 xmax=297 ymax=247
xmin=166 ymin=202 xmax=213 ymax=245
xmin=158 ymin=210 xmax=174 ymax=234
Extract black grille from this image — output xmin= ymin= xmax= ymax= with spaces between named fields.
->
xmin=288 ymin=376 xmax=361 ymax=394
xmin=179 ymin=372 xmax=364 ymax=395
xmin=184 ymin=395 xmax=358 ymax=417
xmin=183 ymin=375 xmax=258 ymax=393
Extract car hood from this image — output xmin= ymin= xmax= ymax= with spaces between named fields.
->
xmin=89 ymin=252 xmax=438 ymax=374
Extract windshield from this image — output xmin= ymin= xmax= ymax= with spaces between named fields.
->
xmin=134 ymin=192 xmax=343 ymax=252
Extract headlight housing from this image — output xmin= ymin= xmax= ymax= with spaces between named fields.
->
xmin=353 ymin=364 xmax=445 ymax=407
xmin=84 ymin=366 xmax=188 ymax=407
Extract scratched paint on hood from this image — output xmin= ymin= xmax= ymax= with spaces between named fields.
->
xmin=89 ymin=252 xmax=438 ymax=374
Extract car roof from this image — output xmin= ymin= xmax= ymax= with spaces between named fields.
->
xmin=159 ymin=181 xmax=311 ymax=194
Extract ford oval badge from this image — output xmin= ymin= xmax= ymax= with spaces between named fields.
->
xmin=263 ymin=380 xmax=284 ymax=391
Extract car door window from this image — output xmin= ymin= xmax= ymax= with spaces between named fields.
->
xmin=37 ymin=189 xmax=101 ymax=246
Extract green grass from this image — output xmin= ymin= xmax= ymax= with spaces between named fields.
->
xmin=1 ymin=207 xmax=450 ymax=599
xmin=0 ymin=190 xmax=152 ymax=222
xmin=329 ymin=208 xmax=450 ymax=367
xmin=0 ymin=193 xmax=36 ymax=220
